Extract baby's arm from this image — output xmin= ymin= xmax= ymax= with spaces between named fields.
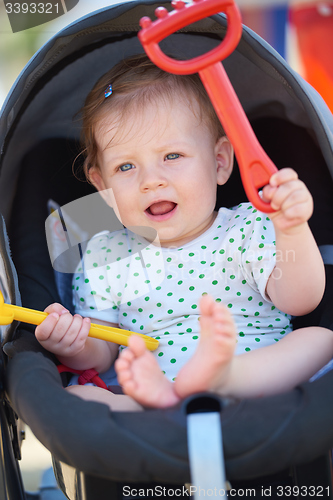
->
xmin=35 ymin=303 xmax=119 ymax=373
xmin=262 ymin=168 xmax=325 ymax=315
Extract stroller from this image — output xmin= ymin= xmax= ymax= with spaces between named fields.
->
xmin=1 ymin=0 xmax=333 ymax=498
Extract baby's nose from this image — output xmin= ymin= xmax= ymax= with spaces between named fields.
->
xmin=140 ymin=168 xmax=168 ymax=191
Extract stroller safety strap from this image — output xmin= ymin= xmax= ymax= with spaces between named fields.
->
xmin=186 ymin=396 xmax=226 ymax=497
xmin=57 ymin=364 xmax=109 ymax=391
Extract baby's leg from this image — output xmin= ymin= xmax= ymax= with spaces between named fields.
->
xmin=174 ymin=295 xmax=237 ymax=399
xmin=211 ymin=325 xmax=333 ymax=399
xmin=66 ymin=385 xmax=143 ymax=411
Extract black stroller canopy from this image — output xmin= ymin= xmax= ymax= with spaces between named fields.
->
xmin=2 ymin=0 xmax=333 ymax=493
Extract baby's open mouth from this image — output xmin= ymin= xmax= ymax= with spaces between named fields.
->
xmin=146 ymin=201 xmax=177 ymax=216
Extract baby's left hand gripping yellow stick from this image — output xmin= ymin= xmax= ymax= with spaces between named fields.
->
xmin=0 ymin=291 xmax=158 ymax=351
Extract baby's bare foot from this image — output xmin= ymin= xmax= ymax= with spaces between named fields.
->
xmin=115 ymin=335 xmax=180 ymax=408
xmin=175 ymin=295 xmax=237 ymax=399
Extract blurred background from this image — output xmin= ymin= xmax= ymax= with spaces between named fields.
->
xmin=1 ymin=0 xmax=333 ymax=111
xmin=1 ymin=0 xmax=333 ymax=494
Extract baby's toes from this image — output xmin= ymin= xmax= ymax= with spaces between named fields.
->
xmin=128 ymin=335 xmax=147 ymax=357
xmin=115 ymin=363 xmax=133 ymax=386
xmin=119 ymin=346 xmax=135 ymax=363
xmin=121 ymin=378 xmax=137 ymax=396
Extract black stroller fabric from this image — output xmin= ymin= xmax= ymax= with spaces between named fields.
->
xmin=1 ymin=0 xmax=333 ymax=490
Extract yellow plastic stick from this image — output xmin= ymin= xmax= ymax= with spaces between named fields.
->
xmin=0 ymin=292 xmax=158 ymax=351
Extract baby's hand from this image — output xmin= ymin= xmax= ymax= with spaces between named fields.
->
xmin=262 ymin=168 xmax=313 ymax=233
xmin=35 ymin=303 xmax=91 ymax=358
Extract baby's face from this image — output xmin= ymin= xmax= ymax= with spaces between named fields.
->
xmin=89 ymin=97 xmax=233 ymax=248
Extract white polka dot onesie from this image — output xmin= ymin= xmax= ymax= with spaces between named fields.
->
xmin=73 ymin=203 xmax=292 ymax=381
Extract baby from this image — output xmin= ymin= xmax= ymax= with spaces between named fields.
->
xmin=35 ymin=54 xmax=333 ymax=411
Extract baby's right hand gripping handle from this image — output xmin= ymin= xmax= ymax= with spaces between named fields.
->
xmin=139 ymin=0 xmax=278 ymax=213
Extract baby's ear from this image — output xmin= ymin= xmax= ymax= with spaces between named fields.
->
xmin=215 ymin=136 xmax=234 ymax=186
xmin=88 ymin=167 xmax=114 ymax=207
xmin=88 ymin=166 xmax=106 ymax=192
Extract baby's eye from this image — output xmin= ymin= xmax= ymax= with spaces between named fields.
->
xmin=165 ymin=153 xmax=180 ymax=160
xmin=119 ymin=163 xmax=134 ymax=172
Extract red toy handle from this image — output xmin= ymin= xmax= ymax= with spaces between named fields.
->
xmin=139 ymin=0 xmax=278 ymax=213
xmin=139 ymin=0 xmax=242 ymax=74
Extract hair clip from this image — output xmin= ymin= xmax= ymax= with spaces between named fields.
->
xmin=104 ymin=84 xmax=113 ymax=98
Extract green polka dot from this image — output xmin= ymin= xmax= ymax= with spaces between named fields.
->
xmin=167 ymin=309 xmax=173 ymax=314
xmin=84 ymin=279 xmax=89 ymax=283
xmin=168 ymin=341 xmax=174 ymax=346
xmin=212 ymin=280 xmax=218 ymax=285
xmin=170 ymin=359 xmax=176 ymax=364
xmin=158 ymin=352 xmax=164 ymax=357
xmin=189 ymin=286 xmax=195 ymax=291
xmin=181 ymin=347 xmax=187 ymax=352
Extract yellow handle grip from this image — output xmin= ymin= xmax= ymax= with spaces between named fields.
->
xmin=0 ymin=302 xmax=158 ymax=351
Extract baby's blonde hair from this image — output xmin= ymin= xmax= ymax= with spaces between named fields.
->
xmin=80 ymin=53 xmax=224 ymax=177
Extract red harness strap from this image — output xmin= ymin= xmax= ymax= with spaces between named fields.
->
xmin=57 ymin=364 xmax=109 ymax=391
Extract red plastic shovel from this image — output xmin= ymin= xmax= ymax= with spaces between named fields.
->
xmin=138 ymin=0 xmax=278 ymax=213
